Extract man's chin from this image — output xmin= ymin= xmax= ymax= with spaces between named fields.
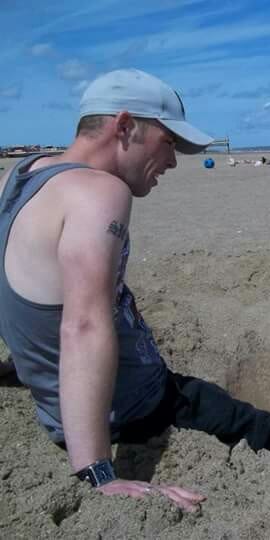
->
xmin=133 ymin=187 xmax=151 ymax=198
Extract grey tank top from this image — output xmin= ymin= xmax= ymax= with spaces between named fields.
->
xmin=0 ymin=155 xmax=167 ymax=443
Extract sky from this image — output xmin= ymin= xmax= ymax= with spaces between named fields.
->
xmin=1 ymin=0 xmax=270 ymax=149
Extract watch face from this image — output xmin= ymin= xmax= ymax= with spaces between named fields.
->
xmin=96 ymin=463 xmax=112 ymax=483
xmin=91 ymin=460 xmax=116 ymax=486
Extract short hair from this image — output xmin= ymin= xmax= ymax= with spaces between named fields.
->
xmin=76 ymin=114 xmax=153 ymax=141
xmin=76 ymin=115 xmax=107 ymax=138
xmin=131 ymin=117 xmax=150 ymax=144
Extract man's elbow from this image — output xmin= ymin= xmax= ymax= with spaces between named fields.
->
xmin=60 ymin=311 xmax=114 ymax=342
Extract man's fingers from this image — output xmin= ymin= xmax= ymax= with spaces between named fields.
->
xmin=159 ymin=485 xmax=207 ymax=502
xmin=156 ymin=485 xmax=206 ymax=511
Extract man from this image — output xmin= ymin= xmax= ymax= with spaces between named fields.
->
xmin=1 ymin=69 xmax=270 ymax=514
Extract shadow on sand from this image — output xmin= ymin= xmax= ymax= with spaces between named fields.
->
xmin=113 ymin=429 xmax=171 ymax=482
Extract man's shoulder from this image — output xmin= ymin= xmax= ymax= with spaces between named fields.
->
xmin=60 ymin=167 xmax=132 ymax=203
xmin=29 ymin=155 xmax=129 ymax=196
xmin=61 ymin=166 xmax=122 ymax=184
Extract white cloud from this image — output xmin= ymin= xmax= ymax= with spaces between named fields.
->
xmin=70 ymin=80 xmax=90 ymax=96
xmin=232 ymin=86 xmax=270 ymax=99
xmin=0 ymin=105 xmax=10 ymax=112
xmin=30 ymin=42 xmax=54 ymax=57
xmin=263 ymin=102 xmax=270 ymax=110
xmin=45 ymin=101 xmax=73 ymax=111
xmin=240 ymin=106 xmax=270 ymax=132
xmin=0 ymin=85 xmax=22 ymax=99
xmin=29 ymin=0 xmax=206 ymax=37
xmin=58 ymin=60 xmax=90 ymax=81
xmin=76 ymin=15 xmax=270 ymax=79
xmin=183 ymin=83 xmax=222 ymax=98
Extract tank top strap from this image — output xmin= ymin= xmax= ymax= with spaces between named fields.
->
xmin=0 ymin=154 xmax=49 ymax=212
xmin=0 ymin=156 xmax=92 ymax=215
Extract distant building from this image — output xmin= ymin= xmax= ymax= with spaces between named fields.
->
xmin=1 ymin=144 xmax=67 ymax=158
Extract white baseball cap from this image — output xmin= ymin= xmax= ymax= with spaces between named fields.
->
xmin=79 ymin=68 xmax=213 ymax=154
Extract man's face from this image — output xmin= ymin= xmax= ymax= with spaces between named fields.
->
xmin=119 ymin=119 xmax=177 ymax=197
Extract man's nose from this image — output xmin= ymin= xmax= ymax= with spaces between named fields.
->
xmin=167 ymin=149 xmax=177 ymax=169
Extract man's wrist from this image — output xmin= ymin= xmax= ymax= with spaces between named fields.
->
xmin=75 ymin=459 xmax=117 ymax=487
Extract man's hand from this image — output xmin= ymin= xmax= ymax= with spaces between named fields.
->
xmin=97 ymin=479 xmax=206 ymax=513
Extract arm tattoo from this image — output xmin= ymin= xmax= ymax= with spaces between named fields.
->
xmin=107 ymin=220 xmax=127 ymax=240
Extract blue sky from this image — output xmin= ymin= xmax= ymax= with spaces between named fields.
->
xmin=1 ymin=0 xmax=270 ymax=148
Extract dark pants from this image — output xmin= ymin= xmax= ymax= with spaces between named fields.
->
xmin=115 ymin=370 xmax=270 ymax=452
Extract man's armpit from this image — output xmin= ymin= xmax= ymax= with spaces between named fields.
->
xmin=107 ymin=220 xmax=127 ymax=240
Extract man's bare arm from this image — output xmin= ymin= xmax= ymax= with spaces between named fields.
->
xmin=57 ymin=172 xmax=132 ymax=471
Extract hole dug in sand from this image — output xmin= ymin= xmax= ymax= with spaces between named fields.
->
xmin=227 ymin=332 xmax=270 ymax=411
xmin=51 ymin=496 xmax=82 ymax=526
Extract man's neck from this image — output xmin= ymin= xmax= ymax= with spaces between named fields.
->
xmin=59 ymin=137 xmax=118 ymax=178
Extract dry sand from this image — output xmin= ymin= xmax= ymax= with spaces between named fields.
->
xmin=1 ymin=153 xmax=270 ymax=539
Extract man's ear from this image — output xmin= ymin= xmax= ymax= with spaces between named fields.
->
xmin=115 ymin=112 xmax=135 ymax=146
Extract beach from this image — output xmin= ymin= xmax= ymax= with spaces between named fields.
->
xmin=1 ymin=153 xmax=270 ymax=539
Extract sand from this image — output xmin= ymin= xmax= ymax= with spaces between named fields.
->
xmin=1 ymin=153 xmax=270 ymax=539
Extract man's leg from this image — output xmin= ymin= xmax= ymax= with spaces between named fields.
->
xmin=115 ymin=372 xmax=184 ymax=444
xmin=172 ymin=373 xmax=270 ymax=451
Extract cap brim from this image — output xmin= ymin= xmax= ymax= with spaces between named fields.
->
xmin=160 ymin=119 xmax=214 ymax=155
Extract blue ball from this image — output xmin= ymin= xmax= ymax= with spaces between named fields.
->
xmin=204 ymin=158 xmax=215 ymax=169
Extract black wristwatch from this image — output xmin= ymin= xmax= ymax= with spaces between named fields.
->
xmin=75 ymin=459 xmax=116 ymax=487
